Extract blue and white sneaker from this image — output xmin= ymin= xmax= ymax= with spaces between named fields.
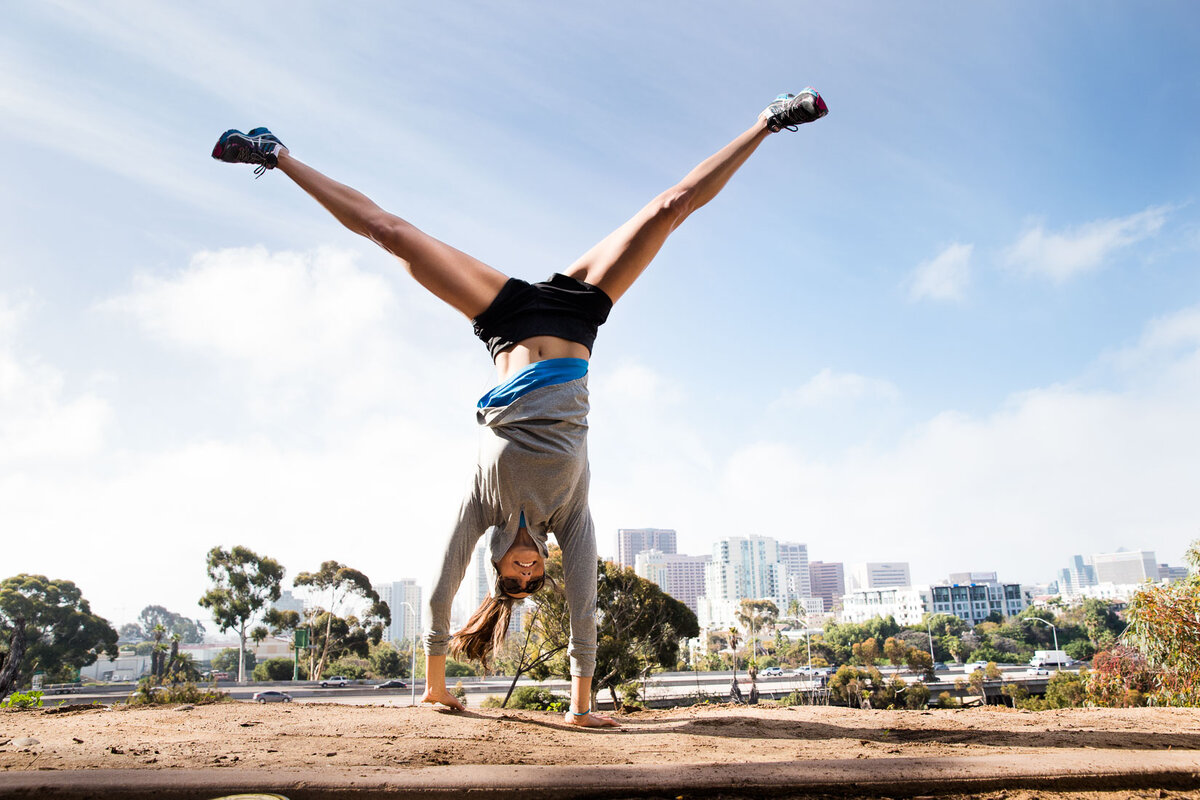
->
xmin=762 ymin=89 xmax=828 ymax=132
xmin=211 ymin=127 xmax=286 ymax=177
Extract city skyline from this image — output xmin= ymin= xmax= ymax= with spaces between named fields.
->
xmin=4 ymin=4 xmax=1199 ymax=628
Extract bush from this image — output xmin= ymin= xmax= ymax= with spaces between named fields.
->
xmin=905 ymin=682 xmax=930 ymax=710
xmin=1064 ymin=639 xmax=1096 ymax=662
xmin=480 ymin=695 xmax=504 ymax=708
xmin=127 ymin=681 xmax=229 ymax=706
xmin=444 ymin=659 xmax=477 ymax=678
xmin=452 ymin=680 xmax=468 ymax=707
xmin=0 ymin=690 xmax=43 ymax=709
xmin=325 ymin=657 xmax=369 ymax=680
xmin=252 ymin=658 xmax=302 ymax=682
xmin=617 ymin=681 xmax=642 ymax=709
xmin=506 ymin=686 xmax=567 ymax=711
xmin=937 ymin=691 xmax=961 ymax=709
xmin=1045 ymin=669 xmax=1087 ymax=708
xmin=369 ymin=643 xmax=407 ymax=678
xmin=211 ymin=648 xmax=255 ymax=675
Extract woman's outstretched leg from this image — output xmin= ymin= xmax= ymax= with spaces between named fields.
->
xmin=564 ymin=89 xmax=827 ymax=304
xmin=213 ymin=131 xmax=506 ymax=319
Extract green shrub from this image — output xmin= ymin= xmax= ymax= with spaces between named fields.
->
xmin=1045 ymin=668 xmax=1087 ymax=708
xmin=937 ymin=691 xmax=961 ymax=709
xmin=480 ymin=695 xmax=504 ymax=708
xmin=905 ymin=682 xmax=931 ymax=710
xmin=324 ymin=657 xmax=368 ymax=680
xmin=253 ymin=658 xmax=303 ymax=681
xmin=617 ymin=681 xmax=642 ymax=709
xmin=0 ymin=690 xmax=43 ymax=709
xmin=507 ymin=685 xmax=567 ymax=712
xmin=452 ymin=680 xmax=468 ymax=707
xmin=127 ymin=681 xmax=229 ymax=706
xmin=444 ymin=659 xmax=477 ymax=678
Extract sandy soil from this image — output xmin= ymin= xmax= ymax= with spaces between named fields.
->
xmin=3 ymin=701 xmax=1200 ymax=776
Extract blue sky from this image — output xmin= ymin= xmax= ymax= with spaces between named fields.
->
xmin=3 ymin=1 xmax=1199 ymax=628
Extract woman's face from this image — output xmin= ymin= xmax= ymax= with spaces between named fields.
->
xmin=496 ymin=528 xmax=545 ymax=598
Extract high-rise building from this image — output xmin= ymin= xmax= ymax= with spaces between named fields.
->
xmin=271 ymin=590 xmax=306 ymax=616
xmin=374 ymin=580 xmax=423 ymax=644
xmin=1159 ymin=563 xmax=1190 ymax=583
xmin=697 ymin=535 xmax=789 ymax=628
xmin=927 ymin=578 xmax=1027 ymax=623
xmin=847 ymin=562 xmax=911 ymax=592
xmin=1056 ymin=554 xmax=1097 ymax=597
xmin=1091 ymin=550 xmax=1157 ymax=585
xmin=634 ymin=549 xmax=711 ymax=615
xmin=777 ymin=542 xmax=812 ymax=599
xmin=809 ymin=561 xmax=846 ymax=612
xmin=615 ymin=528 xmax=677 ymax=568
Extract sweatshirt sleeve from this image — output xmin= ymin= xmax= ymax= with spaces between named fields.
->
xmin=424 ymin=474 xmax=489 ymax=656
xmin=554 ymin=499 xmax=598 ymax=677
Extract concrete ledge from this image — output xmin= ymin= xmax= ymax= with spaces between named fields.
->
xmin=2 ymin=750 xmax=1200 ymax=799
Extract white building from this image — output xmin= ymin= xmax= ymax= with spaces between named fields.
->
xmin=847 ymin=562 xmax=911 ymax=592
xmin=374 ymin=580 xmax=423 ymax=645
xmin=1091 ymin=550 xmax=1157 ymax=585
xmin=927 ymin=579 xmax=1027 ymax=623
xmin=777 ymin=541 xmax=812 ymax=599
xmin=697 ymin=535 xmax=789 ymax=628
xmin=615 ymin=528 xmax=677 ymax=568
xmin=840 ymin=586 xmax=931 ymax=626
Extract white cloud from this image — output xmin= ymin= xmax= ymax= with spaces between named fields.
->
xmin=102 ymin=247 xmax=394 ymax=378
xmin=774 ymin=368 xmax=900 ymax=410
xmin=907 ymin=242 xmax=972 ymax=302
xmin=1004 ymin=207 xmax=1168 ymax=282
xmin=0 ymin=294 xmax=111 ymax=465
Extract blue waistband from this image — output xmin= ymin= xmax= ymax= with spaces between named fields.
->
xmin=477 ymin=358 xmax=589 ymax=409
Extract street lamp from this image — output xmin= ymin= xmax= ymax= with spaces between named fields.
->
xmin=925 ymin=618 xmax=936 ymax=663
xmin=1024 ymin=616 xmax=1059 ymax=668
xmin=400 ymin=601 xmax=418 ymax=707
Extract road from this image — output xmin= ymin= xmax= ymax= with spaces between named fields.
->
xmin=43 ymin=663 xmax=1068 ymax=708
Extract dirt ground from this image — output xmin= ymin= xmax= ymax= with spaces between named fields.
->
xmin=3 ymin=702 xmax=1200 ymax=797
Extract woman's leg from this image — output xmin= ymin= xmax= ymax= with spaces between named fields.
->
xmin=275 ymin=150 xmax=507 ymax=319
xmin=562 ymin=116 xmax=773 ymax=304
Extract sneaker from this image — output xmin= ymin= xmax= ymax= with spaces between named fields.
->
xmin=762 ymin=88 xmax=828 ymax=132
xmin=211 ymin=127 xmax=286 ymax=176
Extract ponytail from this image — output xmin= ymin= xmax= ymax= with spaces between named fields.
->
xmin=449 ymin=594 xmax=515 ymax=668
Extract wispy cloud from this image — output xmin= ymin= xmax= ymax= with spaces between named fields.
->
xmin=774 ymin=368 xmax=900 ymax=410
xmin=1004 ymin=207 xmax=1168 ymax=282
xmin=907 ymin=242 xmax=972 ymax=302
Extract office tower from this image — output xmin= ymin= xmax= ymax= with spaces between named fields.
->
xmin=777 ymin=541 xmax=812 ymax=599
xmin=847 ymin=562 xmax=911 ymax=592
xmin=697 ymin=535 xmax=789 ymax=628
xmin=635 ymin=549 xmax=711 ymax=615
xmin=1091 ymin=550 xmax=1157 ymax=585
xmin=615 ymin=528 xmax=677 ymax=567
xmin=373 ymin=580 xmax=423 ymax=644
xmin=808 ymin=561 xmax=845 ymax=612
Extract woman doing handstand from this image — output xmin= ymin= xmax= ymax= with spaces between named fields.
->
xmin=212 ymin=89 xmax=827 ymax=727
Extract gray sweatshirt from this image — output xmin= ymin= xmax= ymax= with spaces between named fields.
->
xmin=424 ymin=375 xmax=598 ymax=677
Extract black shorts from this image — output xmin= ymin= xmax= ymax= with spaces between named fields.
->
xmin=472 ymin=273 xmax=613 ymax=361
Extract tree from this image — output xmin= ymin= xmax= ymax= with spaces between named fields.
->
xmin=136 ymin=605 xmax=206 ymax=644
xmin=369 ymin=643 xmax=406 ymax=679
xmin=198 ymin=546 xmax=284 ymax=683
xmin=1081 ymin=597 xmax=1125 ymax=648
xmin=212 ymin=647 xmax=256 ymax=675
xmin=735 ymin=599 xmax=779 ymax=662
xmin=905 ymin=647 xmax=935 ymax=681
xmin=0 ymin=575 xmax=118 ymax=697
xmin=293 ymin=561 xmax=390 ymax=680
xmin=301 ymin=610 xmax=384 ymax=679
xmin=1126 ymin=540 xmax=1200 ymax=706
xmin=526 ymin=552 xmax=699 ymax=708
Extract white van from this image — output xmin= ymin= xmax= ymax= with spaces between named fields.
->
xmin=1029 ymin=649 xmax=1070 ymax=669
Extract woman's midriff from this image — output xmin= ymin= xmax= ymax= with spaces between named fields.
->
xmin=494 ymin=336 xmax=590 ymax=382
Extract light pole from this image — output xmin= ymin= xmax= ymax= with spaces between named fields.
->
xmin=400 ymin=602 xmax=418 ymax=706
xmin=925 ymin=618 xmax=936 ymax=663
xmin=1025 ymin=616 xmax=1059 ymax=668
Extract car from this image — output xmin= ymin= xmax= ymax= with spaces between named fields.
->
xmin=319 ymin=676 xmax=350 ymax=688
xmin=759 ymin=667 xmax=784 ymax=677
xmin=962 ymin=661 xmax=989 ymax=673
xmin=252 ymin=690 xmax=292 ymax=704
xmin=374 ymin=680 xmax=408 ymax=689
xmin=1024 ymin=667 xmax=1052 ymax=677
xmin=933 ymin=662 xmax=949 ymax=672
xmin=210 ymin=671 xmax=230 ymax=681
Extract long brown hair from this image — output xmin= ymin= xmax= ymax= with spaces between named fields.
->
xmin=449 ymin=594 xmax=515 ymax=668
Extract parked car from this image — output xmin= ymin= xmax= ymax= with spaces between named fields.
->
xmin=319 ymin=676 xmax=350 ymax=688
xmin=759 ymin=667 xmax=784 ymax=677
xmin=374 ymin=680 xmax=408 ymax=689
xmin=252 ymin=690 xmax=292 ymax=704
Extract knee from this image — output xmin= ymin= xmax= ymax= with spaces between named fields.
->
xmin=361 ymin=211 xmax=410 ymax=253
xmin=651 ymin=189 xmax=695 ymax=229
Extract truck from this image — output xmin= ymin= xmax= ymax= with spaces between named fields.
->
xmin=1029 ymin=649 xmax=1071 ymax=669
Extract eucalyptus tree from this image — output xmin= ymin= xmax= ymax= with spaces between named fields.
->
xmin=198 ymin=546 xmax=284 ymax=683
